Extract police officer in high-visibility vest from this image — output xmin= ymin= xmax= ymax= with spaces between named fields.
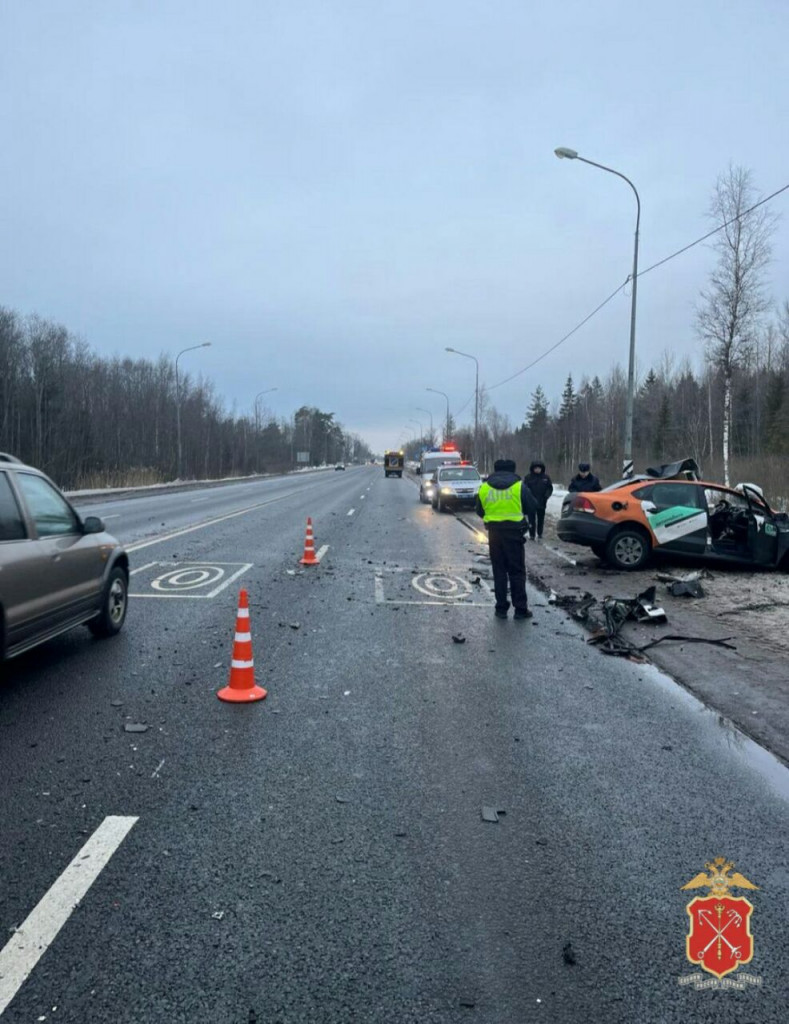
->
xmin=476 ymin=459 xmax=538 ymax=620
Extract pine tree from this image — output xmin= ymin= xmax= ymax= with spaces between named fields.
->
xmin=526 ymin=386 xmax=548 ymax=428
xmin=558 ymin=375 xmax=576 ymax=420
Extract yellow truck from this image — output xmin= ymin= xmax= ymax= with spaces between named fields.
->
xmin=384 ymin=450 xmax=405 ymax=478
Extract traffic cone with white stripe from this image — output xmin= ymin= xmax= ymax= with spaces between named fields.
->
xmin=217 ymin=589 xmax=267 ymax=703
xmin=299 ymin=517 xmax=320 ymax=566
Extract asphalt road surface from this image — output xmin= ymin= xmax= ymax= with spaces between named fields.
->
xmin=1 ymin=466 xmax=788 ymax=1023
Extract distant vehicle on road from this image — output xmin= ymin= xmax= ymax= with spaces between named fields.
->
xmin=418 ymin=444 xmax=463 ymax=503
xmin=334 ymin=464 xmax=346 ymax=471
xmin=432 ymin=464 xmax=482 ymax=513
xmin=557 ymin=457 xmax=789 ymax=571
xmin=384 ymin=451 xmax=404 ymax=478
xmin=0 ymin=453 xmax=130 ymax=661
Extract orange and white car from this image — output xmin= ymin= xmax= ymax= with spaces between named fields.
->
xmin=557 ymin=459 xmax=789 ymax=571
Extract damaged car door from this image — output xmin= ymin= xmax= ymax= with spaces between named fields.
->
xmin=637 ymin=481 xmax=707 ymax=557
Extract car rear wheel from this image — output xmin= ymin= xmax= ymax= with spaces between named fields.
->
xmin=88 ymin=567 xmax=128 ymax=637
xmin=605 ymin=528 xmax=650 ymax=571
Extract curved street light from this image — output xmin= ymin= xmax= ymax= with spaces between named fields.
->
xmin=414 ymin=406 xmax=433 ymax=444
xmin=554 ymin=146 xmax=641 ymax=476
xmin=426 ymin=387 xmax=451 ymax=442
xmin=445 ymin=347 xmax=480 ymax=464
xmin=175 ymin=342 xmax=211 ymax=479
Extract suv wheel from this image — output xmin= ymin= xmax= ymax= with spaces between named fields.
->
xmin=605 ymin=528 xmax=650 ymax=571
xmin=88 ymin=566 xmax=129 ymax=637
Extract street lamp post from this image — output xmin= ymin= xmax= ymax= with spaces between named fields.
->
xmin=415 ymin=406 xmax=434 ymax=446
xmin=426 ymin=388 xmax=451 ymax=442
xmin=253 ymin=388 xmax=278 ymax=474
xmin=175 ymin=342 xmax=211 ymax=479
xmin=445 ymin=347 xmax=479 ymax=466
xmin=554 ymin=146 xmax=640 ymax=476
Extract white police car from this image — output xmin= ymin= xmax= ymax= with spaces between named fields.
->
xmin=431 ymin=464 xmax=482 ymax=513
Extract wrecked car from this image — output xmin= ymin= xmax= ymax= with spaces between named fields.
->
xmin=557 ymin=458 xmax=789 ymax=571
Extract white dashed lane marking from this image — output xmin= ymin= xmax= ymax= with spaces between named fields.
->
xmin=347 ymin=509 xmax=356 ymax=516
xmin=0 ymin=816 xmax=139 ymax=1016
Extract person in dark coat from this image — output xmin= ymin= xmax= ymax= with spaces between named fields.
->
xmin=475 ymin=459 xmax=538 ymax=620
xmin=524 ymin=460 xmax=553 ymax=541
xmin=568 ymin=462 xmax=602 ymax=493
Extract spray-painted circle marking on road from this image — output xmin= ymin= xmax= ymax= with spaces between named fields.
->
xmin=411 ymin=573 xmax=473 ymax=600
xmin=151 ymin=566 xmax=226 ymax=592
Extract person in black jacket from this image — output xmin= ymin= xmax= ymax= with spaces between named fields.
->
xmin=524 ymin=460 xmax=553 ymax=541
xmin=568 ymin=462 xmax=602 ymax=493
xmin=475 ymin=459 xmax=538 ymax=619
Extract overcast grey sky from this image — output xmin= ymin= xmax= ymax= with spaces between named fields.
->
xmin=2 ymin=0 xmax=787 ymax=453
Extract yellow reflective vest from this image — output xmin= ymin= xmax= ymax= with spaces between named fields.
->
xmin=478 ymin=481 xmax=524 ymax=523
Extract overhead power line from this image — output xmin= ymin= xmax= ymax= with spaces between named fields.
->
xmin=485 ymin=180 xmax=789 ymax=395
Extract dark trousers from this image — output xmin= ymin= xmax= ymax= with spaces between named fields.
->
xmin=528 ymin=508 xmax=546 ymax=539
xmin=488 ymin=527 xmax=528 ymax=612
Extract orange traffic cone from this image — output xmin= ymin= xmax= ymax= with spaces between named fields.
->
xmin=299 ymin=517 xmax=320 ymax=566
xmin=217 ymin=589 xmax=267 ymax=703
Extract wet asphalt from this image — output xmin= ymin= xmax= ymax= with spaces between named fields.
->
xmin=1 ymin=466 xmax=788 ymax=1023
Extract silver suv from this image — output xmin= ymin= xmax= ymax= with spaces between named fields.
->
xmin=0 ymin=454 xmax=129 ymax=660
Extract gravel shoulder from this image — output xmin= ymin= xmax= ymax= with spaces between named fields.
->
xmin=515 ymin=491 xmax=789 ymax=766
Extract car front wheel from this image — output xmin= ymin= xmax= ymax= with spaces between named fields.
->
xmin=88 ymin=566 xmax=129 ymax=637
xmin=605 ymin=529 xmax=650 ymax=571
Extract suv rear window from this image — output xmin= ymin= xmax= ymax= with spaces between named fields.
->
xmin=0 ymin=474 xmax=26 ymax=540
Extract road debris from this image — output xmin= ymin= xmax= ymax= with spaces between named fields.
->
xmin=211 ymin=911 xmax=225 ymax=920
xmin=124 ymin=723 xmax=149 ymax=733
xmin=481 ymin=806 xmax=499 ymax=823
xmin=667 ymin=580 xmax=705 ymax=598
xmin=562 ymin=941 xmax=577 ymax=965
xmin=451 ymin=633 xmax=466 ymax=644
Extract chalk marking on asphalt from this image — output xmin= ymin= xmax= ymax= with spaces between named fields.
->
xmin=126 ymin=492 xmax=300 ymax=553
xmin=0 ymin=816 xmax=138 ymax=1016
xmin=129 ymin=562 xmax=253 ymax=599
xmin=151 ymin=759 xmax=165 ymax=779
xmin=102 ymin=514 xmax=121 ymax=520
xmin=315 ymin=545 xmax=329 ymax=563
xmin=545 ymin=545 xmax=577 ymax=566
xmin=190 ymin=497 xmax=211 ymax=503
xmin=129 ymin=561 xmax=158 ymax=576
xmin=347 ymin=508 xmax=355 ymax=516
xmin=374 ymin=567 xmax=493 ymax=607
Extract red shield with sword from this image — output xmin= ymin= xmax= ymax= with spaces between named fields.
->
xmin=681 ymin=857 xmax=758 ymax=980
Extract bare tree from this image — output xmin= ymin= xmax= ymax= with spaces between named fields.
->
xmin=696 ymin=166 xmax=776 ymax=484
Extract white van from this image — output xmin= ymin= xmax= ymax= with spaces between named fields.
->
xmin=418 ymin=446 xmax=463 ymax=504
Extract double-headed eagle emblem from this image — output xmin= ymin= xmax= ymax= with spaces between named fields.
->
xmin=681 ymin=856 xmax=759 ymax=897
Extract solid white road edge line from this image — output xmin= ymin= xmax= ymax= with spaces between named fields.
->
xmin=316 ymin=545 xmax=329 ymax=563
xmin=545 ymin=545 xmax=577 ymax=566
xmin=0 ymin=815 xmax=138 ymax=1016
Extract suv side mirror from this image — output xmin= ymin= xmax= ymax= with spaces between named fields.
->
xmin=82 ymin=515 xmax=105 ymax=534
